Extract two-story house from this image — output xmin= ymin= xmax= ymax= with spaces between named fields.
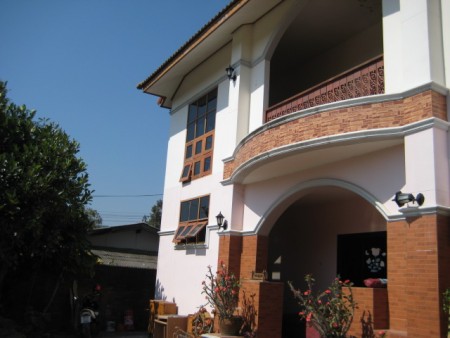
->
xmin=138 ymin=1 xmax=450 ymax=337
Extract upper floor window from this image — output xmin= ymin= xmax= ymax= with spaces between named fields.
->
xmin=180 ymin=89 xmax=217 ymax=182
xmin=173 ymin=195 xmax=209 ymax=245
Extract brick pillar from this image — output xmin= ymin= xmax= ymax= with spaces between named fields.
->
xmin=347 ymin=288 xmax=389 ymax=337
xmin=387 ymin=219 xmax=408 ymax=335
xmin=437 ymin=214 xmax=450 ymax=336
xmin=240 ymin=235 xmax=269 ymax=279
xmin=388 ymin=214 xmax=449 ymax=337
xmin=219 ymin=234 xmax=284 ymax=337
xmin=406 ymin=214 xmax=442 ymax=337
xmin=241 ymin=280 xmax=284 ymax=338
xmin=218 ymin=234 xmax=242 ymax=277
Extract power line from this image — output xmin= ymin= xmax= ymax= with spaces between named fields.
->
xmin=93 ymin=193 xmax=163 ymax=198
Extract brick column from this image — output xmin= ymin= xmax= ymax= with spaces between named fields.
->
xmin=218 ymin=234 xmax=242 ymax=277
xmin=387 ymin=219 xmax=408 ymax=334
xmin=241 ymin=280 xmax=284 ymax=338
xmin=388 ymin=214 xmax=449 ymax=337
xmin=219 ymin=234 xmax=283 ymax=337
xmin=240 ymin=235 xmax=268 ymax=279
xmin=437 ymin=214 xmax=450 ymax=336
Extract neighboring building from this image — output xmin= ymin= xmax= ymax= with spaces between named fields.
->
xmin=84 ymin=223 xmax=159 ymax=331
xmin=138 ymin=1 xmax=450 ymax=337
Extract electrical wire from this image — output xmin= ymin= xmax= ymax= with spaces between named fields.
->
xmin=93 ymin=193 xmax=163 ymax=198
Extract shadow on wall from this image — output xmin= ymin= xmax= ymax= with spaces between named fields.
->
xmin=154 ymin=279 xmax=167 ymax=301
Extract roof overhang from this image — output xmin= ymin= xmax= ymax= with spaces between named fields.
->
xmin=137 ymin=0 xmax=282 ymax=108
xmin=92 ymin=249 xmax=157 ymax=270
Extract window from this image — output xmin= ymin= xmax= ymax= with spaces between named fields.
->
xmin=173 ymin=195 xmax=209 ymax=245
xmin=180 ymin=89 xmax=217 ymax=182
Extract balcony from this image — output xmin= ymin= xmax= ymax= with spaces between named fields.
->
xmin=265 ymin=56 xmax=384 ymax=123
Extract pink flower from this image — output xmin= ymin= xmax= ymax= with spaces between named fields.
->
xmin=325 ymin=289 xmax=331 ymax=294
xmin=306 ymin=313 xmax=312 ymax=322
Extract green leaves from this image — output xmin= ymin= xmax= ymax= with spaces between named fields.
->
xmin=443 ymin=288 xmax=450 ymax=314
xmin=0 ymin=80 xmax=96 ymax=280
xmin=288 ymin=275 xmax=357 ymax=337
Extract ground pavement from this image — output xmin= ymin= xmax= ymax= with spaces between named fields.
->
xmin=97 ymin=331 xmax=148 ymax=338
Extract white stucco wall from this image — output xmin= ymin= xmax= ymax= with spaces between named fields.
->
xmin=156 ymin=48 xmax=238 ymax=314
xmin=241 ymin=145 xmax=405 ymax=234
xmin=442 ymin=0 xmax=450 ymax=88
xmin=383 ymin=0 xmax=447 ymax=93
xmin=156 ymin=229 xmax=220 ymax=314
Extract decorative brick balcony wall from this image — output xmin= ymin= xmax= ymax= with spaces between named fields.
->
xmin=265 ymin=56 xmax=384 ymax=123
xmin=224 ymin=89 xmax=447 ymax=181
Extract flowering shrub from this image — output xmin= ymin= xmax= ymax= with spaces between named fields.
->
xmin=288 ymin=274 xmax=357 ymax=338
xmin=202 ymin=261 xmax=240 ymax=320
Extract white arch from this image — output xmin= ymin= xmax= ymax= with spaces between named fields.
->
xmin=254 ymin=178 xmax=392 ymax=236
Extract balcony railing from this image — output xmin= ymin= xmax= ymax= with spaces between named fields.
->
xmin=265 ymin=55 xmax=384 ymax=122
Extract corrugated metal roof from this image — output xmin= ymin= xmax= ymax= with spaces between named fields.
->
xmin=92 ymin=249 xmax=157 ymax=270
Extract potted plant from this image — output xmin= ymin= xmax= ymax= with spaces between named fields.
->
xmin=202 ymin=261 xmax=242 ymax=335
xmin=288 ymin=274 xmax=357 ymax=338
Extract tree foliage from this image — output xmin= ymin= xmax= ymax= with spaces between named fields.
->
xmin=86 ymin=207 xmax=103 ymax=227
xmin=0 ymin=81 xmax=97 ymax=305
xmin=143 ymin=199 xmax=162 ymax=230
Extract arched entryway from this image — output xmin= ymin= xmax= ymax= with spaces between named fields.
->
xmin=266 ymin=185 xmax=388 ymax=338
xmin=218 ymin=180 xmax=391 ymax=338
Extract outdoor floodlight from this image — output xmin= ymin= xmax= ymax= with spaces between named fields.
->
xmin=392 ymin=191 xmax=425 ymax=207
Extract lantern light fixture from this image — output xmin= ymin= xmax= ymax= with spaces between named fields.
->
xmin=216 ymin=212 xmax=228 ymax=230
xmin=225 ymin=65 xmax=236 ymax=81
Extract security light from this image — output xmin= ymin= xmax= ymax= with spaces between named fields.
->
xmin=393 ymin=191 xmax=425 ymax=207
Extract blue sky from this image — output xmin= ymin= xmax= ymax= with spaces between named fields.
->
xmin=1 ymin=0 xmax=230 ymax=226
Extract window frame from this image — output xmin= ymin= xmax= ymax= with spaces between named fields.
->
xmin=180 ymin=89 xmax=217 ymax=183
xmin=173 ymin=195 xmax=209 ymax=245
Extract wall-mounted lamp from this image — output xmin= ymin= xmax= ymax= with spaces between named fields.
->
xmin=225 ymin=65 xmax=236 ymax=82
xmin=216 ymin=212 xmax=228 ymax=230
xmin=392 ymin=191 xmax=425 ymax=207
